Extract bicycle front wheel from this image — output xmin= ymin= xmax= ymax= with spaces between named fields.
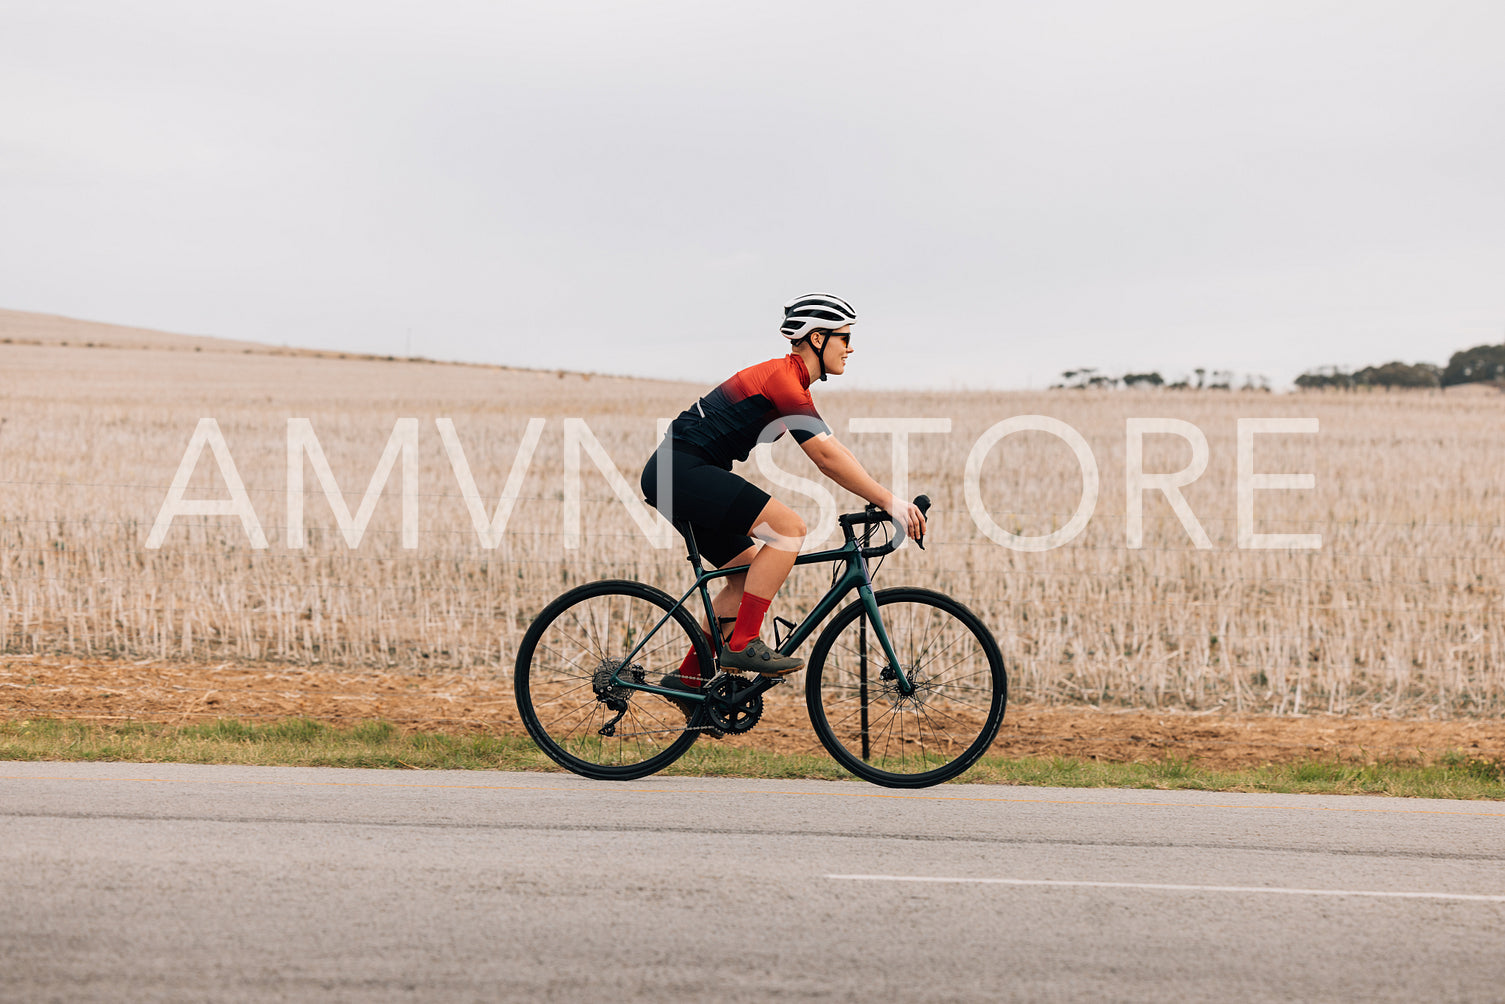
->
xmin=515 ymin=579 xmax=712 ymax=780
xmin=806 ymin=587 xmax=1007 ymax=787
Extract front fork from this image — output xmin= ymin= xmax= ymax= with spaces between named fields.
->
xmin=856 ymin=578 xmax=913 ymax=697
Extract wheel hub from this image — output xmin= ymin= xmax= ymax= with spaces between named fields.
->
xmin=882 ymin=665 xmax=931 ymax=708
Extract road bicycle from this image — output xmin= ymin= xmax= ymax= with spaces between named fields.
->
xmin=514 ymin=495 xmax=1007 ymax=788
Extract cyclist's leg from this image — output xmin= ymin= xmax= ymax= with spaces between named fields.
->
xmin=725 ymin=499 xmax=806 ymax=664
xmin=642 ymin=447 xmax=746 ymax=629
xmin=641 ymin=450 xmax=802 ymax=672
xmin=743 ymin=499 xmax=804 ymax=603
xmin=705 ymin=544 xmax=756 ymax=641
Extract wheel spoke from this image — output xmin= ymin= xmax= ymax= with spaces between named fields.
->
xmin=534 ymin=640 xmax=594 ymax=678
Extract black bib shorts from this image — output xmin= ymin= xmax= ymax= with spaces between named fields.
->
xmin=640 ymin=445 xmax=771 ymax=568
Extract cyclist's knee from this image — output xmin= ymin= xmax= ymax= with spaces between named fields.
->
xmin=749 ymin=500 xmax=806 ymax=552
xmin=751 ymin=520 xmax=805 ymax=553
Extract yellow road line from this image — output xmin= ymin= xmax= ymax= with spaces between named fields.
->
xmin=3 ymin=771 xmax=1503 ymax=817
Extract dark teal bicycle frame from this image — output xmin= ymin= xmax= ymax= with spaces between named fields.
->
xmin=608 ymin=526 xmax=912 ymax=705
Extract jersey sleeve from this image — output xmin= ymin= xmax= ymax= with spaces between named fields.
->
xmin=764 ymin=366 xmax=831 ymax=444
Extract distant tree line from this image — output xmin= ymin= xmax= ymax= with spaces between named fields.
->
xmin=1053 ymin=367 xmax=1271 ymax=391
xmin=1295 ymin=342 xmax=1505 ymax=391
xmin=1294 ymin=362 xmax=1441 ymax=390
xmin=1441 ymin=343 xmax=1505 ymax=387
xmin=1051 ymin=340 xmax=1505 ymax=392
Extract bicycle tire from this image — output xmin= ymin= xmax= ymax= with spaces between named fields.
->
xmin=515 ymin=579 xmax=713 ymax=780
xmin=806 ymin=587 xmax=1007 ymax=788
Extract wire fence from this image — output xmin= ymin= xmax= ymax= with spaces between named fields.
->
xmin=8 ymin=477 xmax=1505 ymax=532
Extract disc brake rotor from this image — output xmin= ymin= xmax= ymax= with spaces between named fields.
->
xmin=882 ymin=665 xmax=932 ymax=709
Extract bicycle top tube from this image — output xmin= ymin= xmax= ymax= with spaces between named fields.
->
xmin=688 ymin=499 xmax=917 ymax=583
xmin=694 ymin=537 xmax=860 ymax=583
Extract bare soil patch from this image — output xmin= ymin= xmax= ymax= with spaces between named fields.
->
xmin=5 ymin=656 xmax=1503 ymax=768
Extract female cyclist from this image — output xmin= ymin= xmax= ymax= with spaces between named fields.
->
xmin=639 ymin=292 xmax=927 ymax=710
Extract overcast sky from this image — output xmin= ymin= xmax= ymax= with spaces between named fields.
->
xmin=3 ymin=1 xmax=1503 ymax=389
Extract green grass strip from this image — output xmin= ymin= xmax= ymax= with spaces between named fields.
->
xmin=2 ymin=718 xmax=1502 ymax=800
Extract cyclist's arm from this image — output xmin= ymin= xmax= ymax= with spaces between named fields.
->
xmin=800 ymin=434 xmax=927 ymax=539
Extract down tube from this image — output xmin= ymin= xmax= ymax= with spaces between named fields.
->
xmin=777 ymin=559 xmax=864 ymax=654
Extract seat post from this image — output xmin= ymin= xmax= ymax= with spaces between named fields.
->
xmin=676 ymin=519 xmax=706 ymax=574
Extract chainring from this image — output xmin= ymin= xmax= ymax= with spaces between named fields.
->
xmin=704 ymin=673 xmax=764 ymax=734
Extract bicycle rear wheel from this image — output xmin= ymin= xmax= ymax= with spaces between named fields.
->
xmin=806 ymin=587 xmax=1007 ymax=788
xmin=515 ymin=579 xmax=712 ymax=780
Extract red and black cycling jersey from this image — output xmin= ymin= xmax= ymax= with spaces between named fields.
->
xmin=666 ymin=353 xmax=831 ymax=468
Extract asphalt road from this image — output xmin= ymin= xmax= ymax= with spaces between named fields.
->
xmin=3 ymin=762 xmax=1504 ymax=1002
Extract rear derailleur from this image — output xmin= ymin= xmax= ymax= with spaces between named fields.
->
xmin=592 ymin=658 xmax=645 ymax=737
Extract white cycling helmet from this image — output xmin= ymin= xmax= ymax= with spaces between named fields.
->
xmin=780 ymin=292 xmax=856 ymax=341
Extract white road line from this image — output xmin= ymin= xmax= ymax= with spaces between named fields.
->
xmin=825 ymin=875 xmax=1505 ymax=903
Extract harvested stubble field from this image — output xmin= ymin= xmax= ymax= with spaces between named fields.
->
xmin=6 ymin=654 xmax=1505 ymax=769
xmin=3 ymin=309 xmax=1504 ymax=761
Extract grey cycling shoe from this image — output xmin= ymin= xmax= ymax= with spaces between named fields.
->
xmin=720 ymin=637 xmax=805 ymax=677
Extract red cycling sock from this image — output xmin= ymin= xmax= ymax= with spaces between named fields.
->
xmin=674 ymin=647 xmax=701 ymax=687
xmin=675 ymin=617 xmax=735 ymax=686
xmin=727 ymin=593 xmax=772 ymax=652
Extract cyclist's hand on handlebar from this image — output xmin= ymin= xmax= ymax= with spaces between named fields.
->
xmin=887 ymin=494 xmax=927 ymax=541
